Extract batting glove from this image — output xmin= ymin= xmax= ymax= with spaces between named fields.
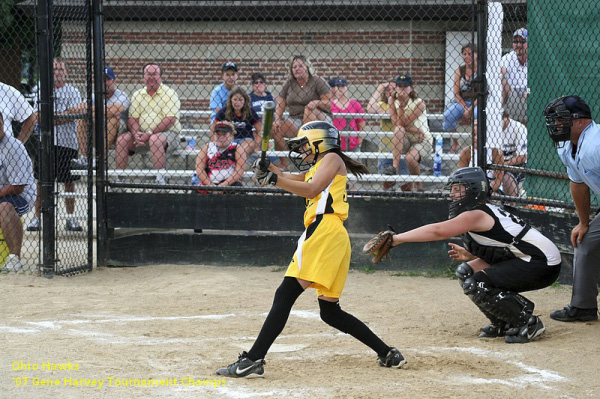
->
xmin=253 ymin=169 xmax=278 ymax=186
xmin=251 ymin=158 xmax=271 ymax=173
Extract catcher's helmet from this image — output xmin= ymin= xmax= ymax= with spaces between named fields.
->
xmin=543 ymin=95 xmax=592 ymax=147
xmin=445 ymin=167 xmax=490 ymax=218
xmin=287 ymin=121 xmax=340 ymax=171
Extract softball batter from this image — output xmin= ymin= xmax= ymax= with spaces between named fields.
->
xmin=216 ymin=121 xmax=405 ymax=378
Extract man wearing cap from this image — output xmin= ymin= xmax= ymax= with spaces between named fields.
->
xmin=115 ymin=63 xmax=181 ymax=184
xmin=502 ymin=28 xmax=528 ymax=125
xmin=74 ymin=66 xmax=131 ymax=168
xmin=210 ymin=62 xmax=239 ymax=122
xmin=543 ymin=95 xmax=600 ymax=322
xmin=249 ymin=72 xmax=274 ymax=117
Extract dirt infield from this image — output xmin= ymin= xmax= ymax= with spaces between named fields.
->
xmin=1 ymin=265 xmax=598 ymax=399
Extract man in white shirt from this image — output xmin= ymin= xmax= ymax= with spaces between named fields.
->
xmin=27 ymin=58 xmax=84 ymax=232
xmin=0 ymin=81 xmax=36 ymax=142
xmin=0 ymin=114 xmax=36 ymax=272
xmin=502 ymin=28 xmax=528 ymax=125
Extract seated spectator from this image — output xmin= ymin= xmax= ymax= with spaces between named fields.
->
xmin=115 ymin=63 xmax=181 ymax=184
xmin=273 ymin=55 xmax=332 ymax=167
xmin=74 ymin=66 xmax=130 ymax=167
xmin=249 ymin=72 xmax=274 ymax=117
xmin=0 ymin=113 xmax=36 ymax=272
xmin=386 ymin=74 xmax=432 ymax=191
xmin=367 ymin=79 xmax=406 ymax=190
xmin=443 ymin=43 xmax=478 ymax=153
xmin=210 ymin=62 xmax=239 ymax=123
xmin=195 ymin=121 xmax=246 ymax=188
xmin=460 ymin=111 xmax=527 ymax=197
xmin=214 ymin=87 xmax=261 ymax=164
xmin=458 ymin=119 xmax=507 ymax=195
xmin=0 ymin=81 xmax=36 ymax=143
xmin=329 ymin=77 xmax=366 ymax=152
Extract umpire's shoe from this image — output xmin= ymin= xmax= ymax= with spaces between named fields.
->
xmin=550 ymin=305 xmax=598 ymax=322
xmin=216 ymin=352 xmax=265 ymax=378
xmin=378 ymin=347 xmax=407 ymax=369
xmin=504 ymin=316 xmax=546 ymax=344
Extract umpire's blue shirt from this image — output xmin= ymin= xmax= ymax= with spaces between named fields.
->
xmin=557 ymin=121 xmax=600 ymax=197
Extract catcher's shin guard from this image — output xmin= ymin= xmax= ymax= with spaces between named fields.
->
xmin=462 ymin=277 xmax=534 ymax=327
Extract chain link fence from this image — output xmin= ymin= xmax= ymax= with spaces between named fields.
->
xmin=1 ymin=0 xmax=92 ymax=275
xmin=4 ymin=0 xmax=599 ymax=272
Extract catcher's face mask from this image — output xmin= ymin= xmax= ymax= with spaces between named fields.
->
xmin=444 ymin=167 xmax=489 ymax=219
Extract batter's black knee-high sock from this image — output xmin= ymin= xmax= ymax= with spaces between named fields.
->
xmin=247 ymin=277 xmax=304 ymax=361
xmin=318 ymin=299 xmax=390 ymax=358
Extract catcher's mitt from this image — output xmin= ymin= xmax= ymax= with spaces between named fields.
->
xmin=363 ymin=230 xmax=395 ymax=264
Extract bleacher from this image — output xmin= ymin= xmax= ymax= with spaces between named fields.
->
xmin=93 ymin=109 xmax=471 ymax=189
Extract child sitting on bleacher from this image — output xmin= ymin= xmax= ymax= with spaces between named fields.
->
xmin=194 ymin=121 xmax=247 ymax=187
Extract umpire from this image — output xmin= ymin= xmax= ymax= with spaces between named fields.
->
xmin=544 ymin=95 xmax=600 ymax=322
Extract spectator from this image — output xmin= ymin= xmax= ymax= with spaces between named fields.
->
xmin=502 ymin=28 xmax=528 ymax=125
xmin=0 ymin=81 xmax=36 ymax=143
xmin=214 ymin=87 xmax=261 ymax=163
xmin=194 ymin=121 xmax=246 ymax=188
xmin=329 ymin=77 xmax=366 ymax=152
xmin=210 ymin=61 xmax=239 ymax=123
xmin=272 ymin=55 xmax=332 ymax=167
xmin=74 ymin=66 xmax=130 ymax=168
xmin=458 ymin=119 xmax=505 ymax=194
xmin=115 ymin=63 xmax=181 ymax=185
xmin=443 ymin=43 xmax=478 ymax=154
xmin=459 ymin=112 xmax=526 ymax=196
xmin=0 ymin=114 xmax=36 ymax=272
xmin=249 ymin=72 xmax=274 ymax=117
xmin=27 ymin=58 xmax=83 ymax=232
xmin=385 ymin=74 xmax=432 ymax=191
xmin=367 ymin=79 xmax=403 ymax=190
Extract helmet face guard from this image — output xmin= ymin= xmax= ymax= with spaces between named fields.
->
xmin=444 ymin=167 xmax=490 ymax=219
xmin=287 ymin=136 xmax=313 ymax=171
xmin=287 ymin=121 xmax=341 ymax=171
xmin=544 ymin=97 xmax=573 ymax=148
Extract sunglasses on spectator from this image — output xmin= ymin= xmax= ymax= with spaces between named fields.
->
xmin=513 ymin=39 xmax=527 ymax=44
xmin=253 ymin=80 xmax=265 ymax=84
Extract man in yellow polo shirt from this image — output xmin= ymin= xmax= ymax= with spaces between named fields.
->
xmin=115 ymin=63 xmax=181 ymax=184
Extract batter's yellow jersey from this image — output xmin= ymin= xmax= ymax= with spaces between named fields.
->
xmin=303 ymin=158 xmax=349 ymax=227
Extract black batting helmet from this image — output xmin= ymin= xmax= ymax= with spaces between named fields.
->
xmin=445 ymin=167 xmax=490 ymax=219
xmin=543 ymin=95 xmax=592 ymax=147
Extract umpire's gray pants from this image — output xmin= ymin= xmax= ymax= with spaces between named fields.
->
xmin=571 ymin=212 xmax=600 ymax=309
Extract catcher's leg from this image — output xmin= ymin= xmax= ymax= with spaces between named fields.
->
xmin=462 ymin=275 xmax=535 ymax=331
xmin=246 ymin=277 xmax=305 ymax=361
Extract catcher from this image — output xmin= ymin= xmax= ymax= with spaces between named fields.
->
xmin=364 ymin=167 xmax=562 ymax=343
xmin=216 ymin=121 xmax=406 ymax=379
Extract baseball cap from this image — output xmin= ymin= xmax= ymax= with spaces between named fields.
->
xmin=222 ymin=62 xmax=238 ymax=73
xmin=105 ymin=66 xmax=116 ymax=80
xmin=214 ymin=121 xmax=234 ymax=133
xmin=395 ymin=74 xmax=413 ymax=87
xmin=563 ymin=96 xmax=592 ymax=119
xmin=328 ymin=77 xmax=348 ymax=87
xmin=513 ymin=28 xmax=528 ymax=40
